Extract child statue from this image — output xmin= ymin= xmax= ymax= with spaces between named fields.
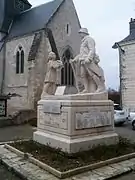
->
xmin=41 ymin=52 xmax=63 ymax=97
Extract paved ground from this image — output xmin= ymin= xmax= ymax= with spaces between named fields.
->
xmin=0 ymin=124 xmax=34 ymax=180
xmin=0 ymin=123 xmax=134 ymax=179
xmin=113 ymin=172 xmax=135 ymax=180
xmin=113 ymin=122 xmax=135 ymax=179
xmin=0 ymin=122 xmax=133 ymax=143
xmin=0 ymin=124 xmax=34 ymax=142
xmin=0 ymin=165 xmax=21 ymax=180
xmin=115 ymin=122 xmax=135 ymax=142
xmin=0 ymin=122 xmax=134 ymax=143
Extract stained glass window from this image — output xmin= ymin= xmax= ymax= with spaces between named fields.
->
xmin=61 ymin=49 xmax=74 ymax=86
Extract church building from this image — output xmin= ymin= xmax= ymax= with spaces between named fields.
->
xmin=113 ymin=18 xmax=135 ymax=111
xmin=0 ymin=0 xmax=81 ymax=115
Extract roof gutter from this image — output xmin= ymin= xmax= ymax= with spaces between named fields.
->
xmin=112 ymin=42 xmax=125 ymax=53
xmin=113 ymin=42 xmax=125 ymax=53
xmin=112 ymin=42 xmax=118 ymax=49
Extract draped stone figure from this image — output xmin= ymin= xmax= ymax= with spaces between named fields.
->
xmin=41 ymin=52 xmax=63 ymax=97
xmin=70 ymin=28 xmax=106 ymax=94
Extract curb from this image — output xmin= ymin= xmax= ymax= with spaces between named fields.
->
xmin=4 ymin=144 xmax=135 ymax=179
xmin=32 ymin=127 xmax=37 ymax=130
xmin=0 ymin=139 xmax=30 ymax=146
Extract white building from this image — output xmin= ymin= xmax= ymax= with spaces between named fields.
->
xmin=113 ymin=18 xmax=135 ymax=111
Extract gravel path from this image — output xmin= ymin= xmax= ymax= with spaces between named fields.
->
xmin=0 ymin=124 xmax=34 ymax=142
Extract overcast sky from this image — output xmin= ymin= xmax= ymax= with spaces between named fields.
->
xmin=29 ymin=0 xmax=135 ymax=90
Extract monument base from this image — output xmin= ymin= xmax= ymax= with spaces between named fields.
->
xmin=33 ymin=92 xmax=119 ymax=153
xmin=34 ymin=131 xmax=118 ymax=153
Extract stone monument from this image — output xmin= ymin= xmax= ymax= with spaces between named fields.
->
xmin=41 ymin=52 xmax=63 ymax=97
xmin=34 ymin=28 xmax=118 ymax=154
xmin=70 ymin=28 xmax=106 ymax=94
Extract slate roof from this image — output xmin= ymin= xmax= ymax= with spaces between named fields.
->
xmin=8 ymin=0 xmax=65 ymax=39
xmin=112 ymin=34 xmax=135 ymax=49
xmin=113 ymin=33 xmax=135 ymax=48
xmin=21 ymin=0 xmax=32 ymax=6
xmin=113 ymin=19 xmax=135 ymax=49
xmin=119 ymin=33 xmax=135 ymax=43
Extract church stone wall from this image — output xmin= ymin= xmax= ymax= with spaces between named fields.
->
xmin=4 ymin=31 xmax=51 ymax=115
xmin=47 ymin=0 xmax=81 ymax=58
xmin=4 ymin=34 xmax=34 ymax=114
xmin=2 ymin=0 xmax=82 ymax=115
xmin=27 ymin=31 xmax=51 ymax=109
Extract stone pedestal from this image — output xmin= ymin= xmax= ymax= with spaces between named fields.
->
xmin=33 ymin=92 xmax=118 ymax=153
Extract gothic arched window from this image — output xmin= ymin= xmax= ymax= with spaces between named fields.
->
xmin=61 ymin=49 xmax=74 ymax=86
xmin=16 ymin=46 xmax=24 ymax=74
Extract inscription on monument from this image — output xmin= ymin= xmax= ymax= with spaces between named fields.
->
xmin=55 ymin=86 xmax=66 ymax=95
xmin=44 ymin=102 xmax=61 ymax=114
xmin=40 ymin=112 xmax=68 ymax=130
xmin=76 ymin=111 xmax=111 ymax=130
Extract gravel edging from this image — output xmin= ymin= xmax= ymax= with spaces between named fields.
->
xmin=4 ymin=144 xmax=135 ymax=179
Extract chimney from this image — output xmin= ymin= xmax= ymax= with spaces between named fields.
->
xmin=129 ymin=18 xmax=135 ymax=34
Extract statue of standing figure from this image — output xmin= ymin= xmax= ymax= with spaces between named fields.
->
xmin=41 ymin=52 xmax=63 ymax=97
xmin=70 ymin=28 xmax=106 ymax=94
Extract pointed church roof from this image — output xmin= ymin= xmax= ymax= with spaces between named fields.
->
xmin=8 ymin=0 xmax=65 ymax=39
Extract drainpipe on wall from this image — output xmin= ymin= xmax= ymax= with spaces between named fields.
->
xmin=118 ymin=48 xmax=122 ymax=108
xmin=116 ymin=43 xmax=125 ymax=108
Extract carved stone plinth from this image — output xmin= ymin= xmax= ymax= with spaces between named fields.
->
xmin=33 ymin=93 xmax=118 ymax=153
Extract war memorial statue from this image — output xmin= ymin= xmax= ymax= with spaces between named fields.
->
xmin=70 ymin=28 xmax=106 ymax=94
xmin=41 ymin=52 xmax=63 ymax=97
xmin=34 ymin=28 xmax=118 ymax=154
